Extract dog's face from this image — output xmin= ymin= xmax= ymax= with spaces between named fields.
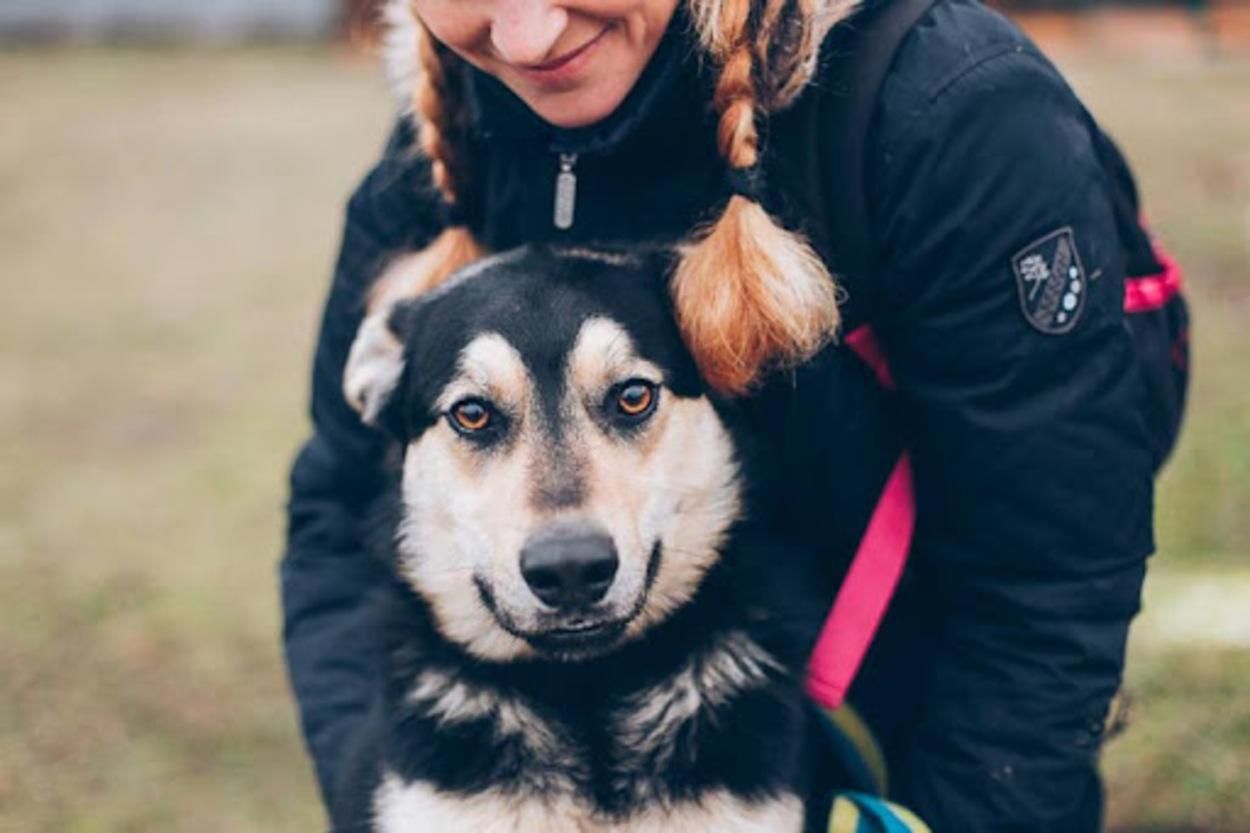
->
xmin=346 ymin=248 xmax=742 ymax=662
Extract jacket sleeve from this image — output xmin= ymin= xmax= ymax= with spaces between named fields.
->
xmin=280 ymin=119 xmax=442 ymax=808
xmin=863 ymin=44 xmax=1156 ymax=832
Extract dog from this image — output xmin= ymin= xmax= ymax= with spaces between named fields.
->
xmin=332 ymin=245 xmax=839 ymax=832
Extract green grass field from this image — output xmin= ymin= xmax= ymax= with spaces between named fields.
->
xmin=1 ymin=44 xmax=1247 ymax=832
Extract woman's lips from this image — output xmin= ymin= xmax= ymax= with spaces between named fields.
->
xmin=515 ymin=25 xmax=613 ymax=85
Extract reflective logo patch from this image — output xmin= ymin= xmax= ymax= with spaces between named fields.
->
xmin=1012 ymin=227 xmax=1087 ymax=334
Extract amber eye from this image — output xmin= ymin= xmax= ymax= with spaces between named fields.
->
xmin=450 ymin=400 xmax=492 ymax=434
xmin=615 ymin=382 xmax=657 ymax=420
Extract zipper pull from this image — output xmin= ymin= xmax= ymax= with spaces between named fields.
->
xmin=554 ymin=153 xmax=578 ymax=231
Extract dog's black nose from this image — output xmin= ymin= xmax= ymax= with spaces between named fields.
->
xmin=520 ymin=525 xmax=619 ymax=610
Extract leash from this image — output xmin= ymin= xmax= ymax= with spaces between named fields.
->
xmin=806 ymin=325 xmax=924 ymax=829
xmin=803 ymin=0 xmax=936 ymax=711
xmin=805 ymin=325 xmax=915 ymax=711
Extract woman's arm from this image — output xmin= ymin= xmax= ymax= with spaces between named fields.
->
xmin=280 ymin=119 xmax=442 ymax=807
xmin=862 ymin=19 xmax=1155 ymax=833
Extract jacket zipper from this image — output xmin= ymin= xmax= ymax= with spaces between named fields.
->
xmin=553 ymin=152 xmax=578 ymax=231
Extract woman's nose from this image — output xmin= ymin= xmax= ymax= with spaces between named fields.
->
xmin=490 ymin=1 xmax=569 ymax=66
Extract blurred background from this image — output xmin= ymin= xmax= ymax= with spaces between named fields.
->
xmin=1 ymin=0 xmax=1246 ymax=831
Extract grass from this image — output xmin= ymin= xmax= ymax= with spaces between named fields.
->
xmin=0 ymin=43 xmax=1247 ymax=832
xmin=1061 ymin=55 xmax=1250 ymax=567
xmin=0 ymin=46 xmax=391 ymax=832
xmin=1063 ymin=55 xmax=1250 ymax=828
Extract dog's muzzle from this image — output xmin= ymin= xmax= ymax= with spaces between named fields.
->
xmin=511 ymin=520 xmax=633 ymax=656
xmin=520 ymin=521 xmax=619 ymax=611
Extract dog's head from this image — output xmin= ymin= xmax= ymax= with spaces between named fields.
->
xmin=345 ymin=247 xmax=743 ymax=662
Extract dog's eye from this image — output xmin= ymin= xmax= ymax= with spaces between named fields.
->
xmin=614 ymin=381 xmax=658 ymax=421
xmin=449 ymin=399 xmax=494 ymax=434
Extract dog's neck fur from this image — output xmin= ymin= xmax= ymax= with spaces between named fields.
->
xmin=372 ymin=536 xmax=813 ymax=818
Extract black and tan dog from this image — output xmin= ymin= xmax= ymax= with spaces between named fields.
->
xmin=334 ymin=246 xmax=837 ymax=832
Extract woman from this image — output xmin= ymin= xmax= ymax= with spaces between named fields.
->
xmin=281 ymin=1 xmax=1156 ymax=830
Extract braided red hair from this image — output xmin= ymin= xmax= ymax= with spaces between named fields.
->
xmin=369 ymin=4 xmax=484 ymax=311
xmin=674 ymin=0 xmax=840 ymax=396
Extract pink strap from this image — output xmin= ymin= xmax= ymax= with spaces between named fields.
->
xmin=810 ymin=233 xmax=1186 ymax=707
xmin=844 ymin=324 xmax=896 ymax=391
xmin=806 ymin=453 xmax=915 ymax=709
xmin=1124 ymin=242 xmax=1183 ymax=313
xmin=805 ymin=325 xmax=915 ymax=709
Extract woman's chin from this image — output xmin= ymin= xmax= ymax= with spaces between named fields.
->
xmin=507 ymin=74 xmax=637 ymax=130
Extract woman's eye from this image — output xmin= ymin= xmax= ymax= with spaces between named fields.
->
xmin=450 ymin=400 xmax=492 ymax=434
xmin=614 ymin=382 xmax=657 ymax=420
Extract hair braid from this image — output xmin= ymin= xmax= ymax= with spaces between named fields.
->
xmin=415 ymin=21 xmax=469 ymax=204
xmin=674 ymin=0 xmax=840 ymax=397
xmin=367 ymin=7 xmax=485 ymax=314
xmin=754 ymin=0 xmax=814 ymax=106
xmin=711 ymin=15 xmax=759 ymax=167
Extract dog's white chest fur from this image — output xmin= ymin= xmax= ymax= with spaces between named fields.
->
xmin=373 ymin=776 xmax=803 ymax=833
xmin=374 ymin=631 xmax=802 ymax=831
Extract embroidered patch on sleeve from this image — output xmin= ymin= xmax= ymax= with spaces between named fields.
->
xmin=1012 ymin=227 xmax=1087 ymax=335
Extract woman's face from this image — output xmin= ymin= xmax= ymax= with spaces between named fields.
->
xmin=412 ymin=0 xmax=682 ymax=128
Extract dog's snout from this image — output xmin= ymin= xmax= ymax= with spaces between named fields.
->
xmin=520 ymin=525 xmax=618 ymax=610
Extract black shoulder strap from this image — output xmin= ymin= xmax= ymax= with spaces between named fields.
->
xmin=827 ymin=0 xmax=939 ymax=284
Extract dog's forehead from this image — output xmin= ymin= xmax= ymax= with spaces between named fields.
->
xmin=446 ymin=250 xmax=667 ymax=343
xmin=405 ymin=249 xmax=702 ymax=397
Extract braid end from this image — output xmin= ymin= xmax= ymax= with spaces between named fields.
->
xmin=672 ymin=196 xmax=840 ymax=397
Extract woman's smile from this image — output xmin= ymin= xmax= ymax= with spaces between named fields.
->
xmin=512 ymin=23 xmax=614 ymax=89
xmin=413 ymin=0 xmax=680 ymax=128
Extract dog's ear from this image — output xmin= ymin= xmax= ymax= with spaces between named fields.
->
xmin=345 ymin=246 xmax=471 ymax=435
xmin=343 ymin=303 xmax=414 ymax=434
xmin=639 ymin=247 xmax=680 ymax=285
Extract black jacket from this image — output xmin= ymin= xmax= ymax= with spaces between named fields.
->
xmin=281 ymin=1 xmax=1156 ymax=830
